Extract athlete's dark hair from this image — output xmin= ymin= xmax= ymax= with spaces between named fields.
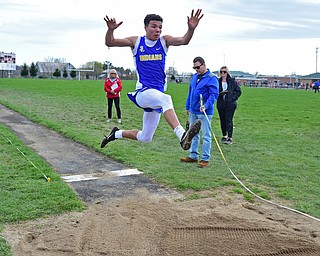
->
xmin=144 ymin=14 xmax=163 ymax=26
xmin=193 ymin=56 xmax=205 ymax=65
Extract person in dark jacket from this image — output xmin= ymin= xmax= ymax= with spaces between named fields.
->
xmin=217 ymin=66 xmax=242 ymax=145
xmin=313 ymin=80 xmax=320 ymax=93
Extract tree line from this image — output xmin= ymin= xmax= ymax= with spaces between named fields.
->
xmin=19 ymin=60 xmax=136 ymax=80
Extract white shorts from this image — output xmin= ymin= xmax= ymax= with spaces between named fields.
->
xmin=136 ymin=89 xmax=173 ymax=113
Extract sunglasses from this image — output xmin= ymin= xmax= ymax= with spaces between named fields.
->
xmin=193 ymin=63 xmax=203 ymax=70
xmin=110 ymin=73 xmax=116 ymax=74
xmin=220 ymin=70 xmax=227 ymax=74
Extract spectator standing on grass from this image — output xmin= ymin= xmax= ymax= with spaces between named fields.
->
xmin=104 ymin=69 xmax=122 ymax=123
xmin=180 ymin=57 xmax=219 ymax=168
xmin=100 ymin=9 xmax=204 ymax=150
xmin=313 ymin=80 xmax=320 ymax=93
xmin=217 ymin=66 xmax=242 ymax=145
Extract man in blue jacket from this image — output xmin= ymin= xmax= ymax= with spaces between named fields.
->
xmin=313 ymin=80 xmax=320 ymax=93
xmin=180 ymin=56 xmax=219 ymax=167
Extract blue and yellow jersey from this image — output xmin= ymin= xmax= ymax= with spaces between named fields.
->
xmin=132 ymin=36 xmax=167 ymax=92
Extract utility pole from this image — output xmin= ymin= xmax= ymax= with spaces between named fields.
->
xmin=316 ymin=47 xmax=318 ymax=73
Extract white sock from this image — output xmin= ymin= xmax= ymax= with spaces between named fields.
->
xmin=174 ymin=125 xmax=185 ymax=141
xmin=115 ymin=130 xmax=123 ymax=139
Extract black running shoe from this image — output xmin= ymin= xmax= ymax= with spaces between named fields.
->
xmin=225 ymin=138 xmax=233 ymax=145
xmin=221 ymin=137 xmax=228 ymax=143
xmin=100 ymin=127 xmax=119 ymax=148
xmin=180 ymin=120 xmax=201 ymax=150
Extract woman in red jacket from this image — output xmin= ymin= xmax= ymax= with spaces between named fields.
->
xmin=104 ymin=69 xmax=122 ymax=123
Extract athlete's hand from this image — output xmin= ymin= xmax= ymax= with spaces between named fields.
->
xmin=187 ymin=9 xmax=204 ymax=29
xmin=104 ymin=15 xmax=123 ymax=30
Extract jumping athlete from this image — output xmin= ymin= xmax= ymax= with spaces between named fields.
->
xmin=101 ymin=9 xmax=204 ymax=150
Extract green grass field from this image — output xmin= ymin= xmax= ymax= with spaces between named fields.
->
xmin=0 ymin=78 xmax=319 ymax=219
xmin=0 ymin=113 xmax=84 ymax=255
xmin=0 ymin=78 xmax=319 ymax=254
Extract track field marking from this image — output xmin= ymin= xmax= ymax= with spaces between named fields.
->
xmin=109 ymin=169 xmax=143 ymax=176
xmin=62 ymin=169 xmax=143 ymax=182
xmin=62 ymin=174 xmax=98 ymax=182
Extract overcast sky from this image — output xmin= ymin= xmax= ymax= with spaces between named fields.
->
xmin=1 ymin=0 xmax=320 ymax=76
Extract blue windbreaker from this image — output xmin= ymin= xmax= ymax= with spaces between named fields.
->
xmin=185 ymin=69 xmax=219 ymax=115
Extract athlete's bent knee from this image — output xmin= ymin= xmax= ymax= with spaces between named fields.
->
xmin=162 ymin=94 xmax=173 ymax=112
xmin=136 ymin=131 xmax=153 ymax=143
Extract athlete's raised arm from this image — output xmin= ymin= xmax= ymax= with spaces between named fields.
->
xmin=104 ymin=15 xmax=137 ymax=49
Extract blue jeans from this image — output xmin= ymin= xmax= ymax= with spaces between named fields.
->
xmin=189 ymin=113 xmax=212 ymax=162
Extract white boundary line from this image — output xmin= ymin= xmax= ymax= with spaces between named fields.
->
xmin=110 ymin=169 xmax=143 ymax=176
xmin=62 ymin=169 xmax=142 ymax=183
xmin=62 ymin=174 xmax=98 ymax=182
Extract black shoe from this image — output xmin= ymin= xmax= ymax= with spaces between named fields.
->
xmin=100 ymin=127 xmax=119 ymax=148
xmin=225 ymin=138 xmax=233 ymax=145
xmin=180 ymin=120 xmax=201 ymax=150
xmin=221 ymin=137 xmax=228 ymax=143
